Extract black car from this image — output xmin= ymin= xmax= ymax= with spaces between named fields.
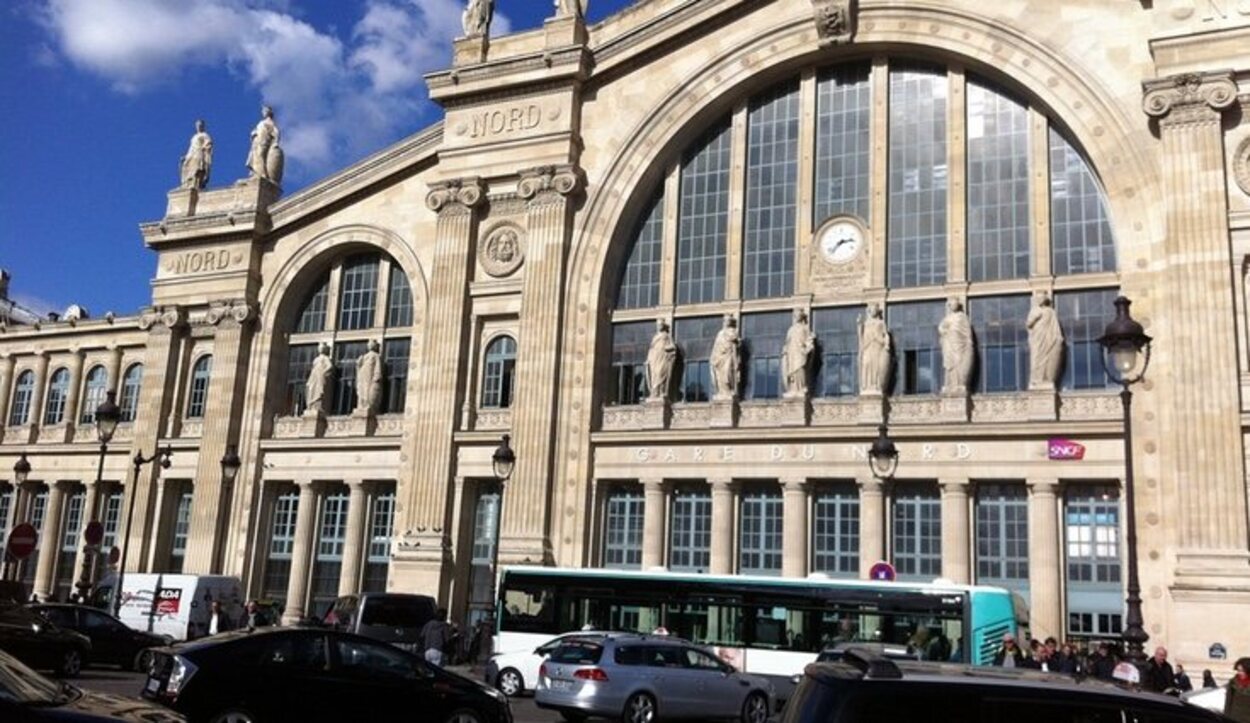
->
xmin=30 ymin=603 xmax=169 ymax=672
xmin=142 ymin=627 xmax=512 ymax=723
xmin=783 ymin=647 xmax=1229 ymax=723
xmin=0 ymin=603 xmax=91 ymax=677
xmin=0 ymin=648 xmax=185 ymax=722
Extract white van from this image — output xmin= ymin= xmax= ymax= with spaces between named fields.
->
xmin=93 ymin=573 xmax=244 ymax=642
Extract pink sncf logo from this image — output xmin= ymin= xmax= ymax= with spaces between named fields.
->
xmin=1048 ymin=438 xmax=1086 ymax=461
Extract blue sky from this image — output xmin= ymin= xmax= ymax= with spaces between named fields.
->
xmin=0 ymin=0 xmax=634 ymax=317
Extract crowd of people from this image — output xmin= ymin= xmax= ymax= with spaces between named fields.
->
xmin=991 ymin=634 xmax=1250 ymax=721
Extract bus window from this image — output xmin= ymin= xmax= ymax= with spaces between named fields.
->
xmin=663 ymin=602 xmax=744 ymax=646
xmin=814 ymin=607 xmax=962 ymax=661
xmin=501 ymin=585 xmax=556 ymax=634
xmin=746 ymin=606 xmax=811 ymax=651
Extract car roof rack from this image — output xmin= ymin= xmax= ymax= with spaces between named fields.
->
xmin=840 ymin=646 xmax=904 ymax=679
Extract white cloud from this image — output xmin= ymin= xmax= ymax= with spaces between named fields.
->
xmin=38 ymin=0 xmax=512 ymax=178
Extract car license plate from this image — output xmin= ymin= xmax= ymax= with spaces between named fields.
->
xmin=145 ymin=678 xmax=160 ymax=693
xmin=550 ymin=679 xmax=573 ymax=691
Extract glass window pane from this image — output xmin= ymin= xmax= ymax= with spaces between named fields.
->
xmin=970 ymin=296 xmax=1030 ymax=393
xmin=676 ymin=120 xmax=732 ymax=305
xmin=285 ymin=344 xmax=318 ymax=416
xmin=1057 ymin=289 xmax=1117 ymax=390
xmin=42 ymin=368 xmax=70 ymax=426
xmin=892 ymin=484 xmax=941 ymax=580
xmin=482 ymin=336 xmax=518 ymax=409
xmin=79 ymin=366 xmax=109 ymax=425
xmin=967 ymin=79 xmax=1030 ymax=282
xmin=364 ymin=488 xmax=395 ymax=593
xmin=119 ymin=365 xmax=143 ymax=423
xmin=386 ymin=264 xmax=414 ymax=328
xmin=888 ymin=301 xmax=945 ymax=395
xmin=617 ymin=190 xmax=665 ymax=309
xmin=743 ymin=82 xmax=800 ymax=300
xmin=888 ymin=63 xmax=948 ymax=288
xmin=974 ymin=483 xmax=1029 ymax=599
xmin=296 ymin=272 xmax=330 ymax=334
xmin=263 ymin=491 xmax=300 ymax=601
xmin=1065 ymin=484 xmax=1122 ymax=640
xmin=382 ymin=338 xmax=410 ymax=414
xmin=332 ymin=342 xmax=367 ymax=416
xmin=812 ymin=483 xmax=859 ymax=577
xmin=8 ymin=371 xmax=34 ymax=427
xmin=812 ymin=307 xmax=861 ymax=398
xmin=739 ymin=487 xmax=783 ymax=575
xmin=186 ymin=356 xmax=212 ymax=419
xmin=674 ymin=317 xmax=722 ymax=403
xmin=603 ymin=487 xmax=644 ymax=569
xmin=338 ymin=256 xmax=380 ymax=331
xmin=1050 ymin=128 xmax=1117 ymax=275
xmin=669 ymin=485 xmax=711 ymax=572
xmin=741 ymin=312 xmax=790 ymax=400
xmin=815 ymin=63 xmax=872 ymax=224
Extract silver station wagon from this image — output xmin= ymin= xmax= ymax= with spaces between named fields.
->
xmin=535 ymin=633 xmax=774 ymax=723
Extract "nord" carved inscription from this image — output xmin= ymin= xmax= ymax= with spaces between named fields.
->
xmin=468 ymin=104 xmax=543 ymax=139
xmin=166 ymin=249 xmax=235 ymax=275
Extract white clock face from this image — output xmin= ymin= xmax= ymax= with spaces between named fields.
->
xmin=818 ymin=220 xmax=864 ymax=265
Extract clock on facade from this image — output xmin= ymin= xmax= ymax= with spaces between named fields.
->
xmin=816 ymin=216 xmax=866 ymax=266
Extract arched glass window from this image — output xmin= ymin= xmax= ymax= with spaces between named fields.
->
xmin=186 ymin=356 xmax=212 ymax=419
xmin=295 ymin=272 xmax=330 ymax=334
xmin=42 ymin=368 xmax=70 ymax=426
xmin=481 ymin=336 xmax=517 ymax=409
xmin=338 ymin=255 xmax=380 ymax=331
xmin=616 ymin=192 xmax=664 ymax=310
xmin=79 ymin=366 xmax=108 ymax=425
xmin=387 ymin=267 xmax=414 ymax=327
xmin=119 ymin=364 xmax=143 ymax=423
xmin=8 ymin=371 xmax=35 ymax=427
xmin=1050 ymin=128 xmax=1116 ymax=275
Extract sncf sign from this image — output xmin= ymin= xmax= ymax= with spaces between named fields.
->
xmin=1048 ymin=438 xmax=1086 ymax=461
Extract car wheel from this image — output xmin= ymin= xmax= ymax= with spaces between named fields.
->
xmin=497 ymin=667 xmax=524 ymax=697
xmin=56 ymin=649 xmax=83 ymax=678
xmin=622 ymin=692 xmax=657 ymax=723
xmin=741 ymin=692 xmax=768 ymax=723
xmin=134 ymin=649 xmax=154 ymax=673
xmin=444 ymin=709 xmax=484 ymax=723
xmin=210 ymin=709 xmax=256 ymax=723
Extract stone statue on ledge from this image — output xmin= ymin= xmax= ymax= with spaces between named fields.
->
xmin=462 ymin=0 xmax=492 ymax=37
xmin=554 ymin=0 xmax=587 ymax=18
xmin=939 ymin=297 xmax=974 ymax=394
xmin=246 ymin=105 xmax=284 ymax=184
xmin=710 ymin=314 xmax=740 ymax=402
xmin=782 ymin=308 xmax=815 ymax=398
xmin=355 ymin=340 xmax=383 ymax=415
xmin=305 ymin=343 xmax=334 ymax=417
xmin=858 ymin=303 xmax=891 ymax=394
xmin=179 ymin=119 xmax=213 ymax=190
xmin=646 ymin=318 xmax=676 ymax=402
xmin=1028 ymin=291 xmax=1064 ymax=389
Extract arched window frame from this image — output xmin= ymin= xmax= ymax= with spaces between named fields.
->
xmin=186 ymin=355 xmax=213 ymax=419
xmin=79 ymin=365 xmax=109 ymax=425
xmin=42 ymin=367 xmax=71 ymax=426
xmin=480 ymin=334 xmax=518 ymax=410
xmin=8 ymin=370 xmax=35 ymax=427
xmin=119 ymin=363 xmax=144 ymax=423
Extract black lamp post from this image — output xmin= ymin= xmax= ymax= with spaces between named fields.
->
xmin=867 ymin=424 xmax=899 ymax=568
xmin=114 ymin=446 xmax=172 ymax=617
xmin=488 ymin=435 xmax=516 ymax=635
xmin=79 ymin=392 xmax=121 ymax=596
xmin=6 ymin=454 xmax=32 ymax=581
xmin=1097 ymin=295 xmax=1152 ymax=663
xmin=220 ymin=445 xmax=242 ymax=484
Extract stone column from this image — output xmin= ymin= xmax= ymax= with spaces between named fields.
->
xmin=183 ymin=302 xmax=254 ymax=574
xmin=939 ymin=478 xmax=971 ymax=584
xmin=1027 ymin=478 xmax=1062 ymax=642
xmin=782 ymin=478 xmax=809 ymax=578
xmin=105 ymin=347 xmax=123 ymax=397
xmin=338 ymin=480 xmax=370 ymax=596
xmin=282 ymin=480 xmax=319 ymax=625
xmin=502 ymin=166 xmax=583 ymax=564
xmin=641 ymin=478 xmax=667 ymax=570
xmin=857 ymin=477 xmax=886 ymax=577
xmin=33 ymin=481 xmax=67 ymax=600
xmin=709 ymin=478 xmax=736 ymax=575
xmin=398 ymin=179 xmax=484 ymax=588
xmin=1143 ymin=72 xmax=1250 ymax=572
xmin=72 ymin=479 xmax=99 ymax=590
xmin=62 ymin=349 xmax=85 ymax=434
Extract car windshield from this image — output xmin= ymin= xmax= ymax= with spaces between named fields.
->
xmin=359 ymin=599 xmax=427 ymax=628
xmin=0 ymin=650 xmax=66 ymax=705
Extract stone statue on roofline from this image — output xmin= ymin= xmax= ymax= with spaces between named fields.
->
xmin=858 ymin=303 xmax=891 ymax=394
xmin=462 ymin=0 xmax=492 ymax=37
xmin=710 ymin=314 xmax=741 ymax=402
xmin=646 ymin=318 xmax=677 ymax=402
xmin=355 ymin=340 xmax=384 ymax=415
xmin=304 ymin=343 xmax=334 ymax=417
xmin=938 ymin=297 xmax=974 ymax=395
xmin=782 ymin=308 xmax=815 ymax=398
xmin=246 ymin=105 xmax=284 ymax=184
xmin=554 ymin=0 xmax=587 ymax=18
xmin=179 ymin=119 xmax=213 ymax=190
xmin=1028 ymin=291 xmax=1064 ymax=389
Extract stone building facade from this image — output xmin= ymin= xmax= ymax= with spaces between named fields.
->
xmin=3 ymin=0 xmax=1250 ymax=671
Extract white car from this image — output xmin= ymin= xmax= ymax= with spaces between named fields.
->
xmin=485 ymin=631 xmax=608 ymax=697
xmin=1181 ymin=686 xmax=1226 ymax=713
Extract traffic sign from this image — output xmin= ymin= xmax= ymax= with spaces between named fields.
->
xmin=868 ymin=560 xmax=896 ymax=582
xmin=108 ymin=546 xmax=121 ymax=566
xmin=84 ymin=521 xmax=104 ymax=547
xmin=5 ymin=523 xmax=38 ymax=560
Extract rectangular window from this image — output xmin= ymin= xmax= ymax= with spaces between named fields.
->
xmin=94 ymin=491 xmax=122 ymax=587
xmin=966 ymin=80 xmax=1030 ymax=282
xmin=467 ymin=488 xmax=500 ymax=612
xmin=310 ymin=491 xmax=349 ymax=618
xmin=263 ymin=491 xmax=299 ymax=602
xmin=186 ymin=358 xmax=211 ymax=419
xmin=385 ymin=264 xmax=414 ymax=328
xmin=8 ymin=374 xmax=33 ymax=427
xmin=169 ymin=491 xmax=193 ymax=574
xmin=970 ymin=296 xmax=1030 ymax=393
xmin=610 ymin=322 xmax=653 ymax=405
xmin=338 ymin=256 xmax=380 ymax=331
xmin=893 ymin=484 xmax=941 ymax=580
xmin=674 ymin=317 xmax=722 ymax=403
xmin=1050 ymin=127 xmax=1116 ymax=275
xmin=603 ymin=488 xmax=644 ymax=569
xmin=888 ymin=301 xmax=945 ymax=395
xmin=888 ymin=63 xmax=948 ymax=288
xmin=739 ymin=487 xmax=783 ymax=575
xmin=21 ymin=491 xmax=48 ymax=585
xmin=975 ymin=483 xmax=1029 ymax=598
xmin=331 ymin=342 xmax=367 ymax=416
xmin=1065 ymin=484 xmax=1123 ymax=640
xmin=743 ymin=82 xmax=800 ymax=300
xmin=618 ymin=191 xmax=665 ymax=309
xmin=815 ymin=62 xmax=872 ymax=224
xmin=742 ymin=312 xmax=790 ymax=400
xmin=0 ymin=487 xmax=12 ymax=537
xmin=364 ymin=489 xmax=395 ymax=593
xmin=1057 ymin=289 xmax=1117 ymax=390
xmin=381 ymin=338 xmax=410 ymax=414
xmin=54 ymin=491 xmax=85 ymax=602
xmin=284 ymin=344 xmax=318 ymax=416
xmin=669 ymin=486 xmax=711 ymax=572
xmin=812 ymin=484 xmax=859 ymax=577
xmin=812 ymin=307 xmax=861 ymax=397
xmin=676 ymin=120 xmax=733 ymax=305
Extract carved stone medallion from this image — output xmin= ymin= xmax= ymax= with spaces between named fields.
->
xmin=1235 ymin=136 xmax=1250 ymax=198
xmin=480 ymin=224 xmax=525 ymax=277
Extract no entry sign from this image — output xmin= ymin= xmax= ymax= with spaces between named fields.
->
xmin=869 ymin=560 xmax=896 ymax=582
xmin=5 ymin=523 xmax=38 ymax=560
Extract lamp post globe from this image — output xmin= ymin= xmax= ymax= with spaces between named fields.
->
xmin=220 ymin=445 xmax=242 ymax=483
xmin=94 ymin=390 xmax=121 ymax=445
xmin=868 ymin=424 xmax=899 ymax=481
xmin=13 ymin=453 xmax=31 ymax=485
xmin=492 ymin=434 xmax=516 ymax=483
xmin=1098 ymin=296 xmax=1152 ymax=384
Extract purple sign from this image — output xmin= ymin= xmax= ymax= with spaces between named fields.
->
xmin=1048 ymin=438 xmax=1086 ymax=461
xmin=869 ymin=561 xmax=896 ymax=582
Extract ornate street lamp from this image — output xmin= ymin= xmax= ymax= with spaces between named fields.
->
xmin=867 ymin=424 xmax=899 ymax=481
xmin=487 ymin=434 xmax=516 ymax=653
xmin=492 ymin=434 xmax=516 ymax=483
xmin=79 ymin=392 xmax=123 ymax=597
xmin=220 ymin=445 xmax=242 ymax=484
xmin=1098 ymin=295 xmax=1152 ymax=663
xmin=13 ymin=453 xmax=31 ymax=486
xmin=114 ymin=446 xmax=172 ymax=617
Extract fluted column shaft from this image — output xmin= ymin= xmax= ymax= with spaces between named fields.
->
xmin=0 ymin=355 xmax=13 ymax=431
xmin=105 ymin=347 xmax=123 ymax=398
xmin=857 ymin=478 xmax=885 ymax=577
xmin=282 ymin=481 xmax=319 ymax=624
xmin=338 ymin=480 xmax=370 ymax=596
xmin=62 ymin=351 xmax=85 ymax=431
xmin=33 ymin=481 xmax=67 ymax=599
xmin=1027 ymin=478 xmax=1062 ymax=642
xmin=709 ymin=478 xmax=736 ymax=575
xmin=782 ymin=478 xmax=808 ymax=578
xmin=939 ymin=478 xmax=971 ymax=584
xmin=26 ymin=353 xmax=49 ymax=427
xmin=641 ymin=479 xmax=667 ymax=570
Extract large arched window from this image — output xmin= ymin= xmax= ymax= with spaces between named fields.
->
xmin=79 ymin=366 xmax=108 ymax=425
xmin=8 ymin=371 xmax=34 ymax=427
xmin=481 ymin=336 xmax=517 ymax=409
xmin=608 ymin=59 xmax=1119 ymax=405
xmin=284 ymin=253 xmax=415 ymax=416
xmin=119 ymin=364 xmax=143 ymax=423
xmin=42 ymin=368 xmax=70 ymax=426
xmin=186 ymin=356 xmax=212 ymax=419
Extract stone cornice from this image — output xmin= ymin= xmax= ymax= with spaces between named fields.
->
xmin=425 ymin=177 xmax=486 ymax=215
xmin=1142 ymin=70 xmax=1237 ymax=125
xmin=426 ymin=47 xmax=592 ymax=101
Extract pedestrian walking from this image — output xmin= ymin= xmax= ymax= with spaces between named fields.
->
xmin=1144 ymin=646 xmax=1176 ymax=694
xmin=244 ymin=600 xmax=270 ymax=630
xmin=1204 ymin=669 xmax=1219 ymax=689
xmin=1174 ymin=664 xmax=1193 ymax=692
xmin=1226 ymin=657 xmax=1250 ymax=723
xmin=992 ymin=633 xmax=1025 ymax=667
xmin=420 ymin=607 xmax=454 ymax=667
xmin=1089 ymin=642 xmax=1118 ymax=680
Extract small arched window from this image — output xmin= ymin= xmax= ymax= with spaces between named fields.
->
xmin=186 ymin=356 xmax=212 ymax=419
xmin=8 ymin=371 xmax=35 ymax=427
xmin=119 ymin=364 xmax=144 ymax=423
xmin=42 ymin=368 xmax=71 ymax=426
xmin=481 ymin=336 xmax=517 ymax=409
xmin=79 ymin=366 xmax=109 ymax=425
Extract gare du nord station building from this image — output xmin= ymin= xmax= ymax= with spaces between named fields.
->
xmin=3 ymin=0 xmax=1250 ymax=670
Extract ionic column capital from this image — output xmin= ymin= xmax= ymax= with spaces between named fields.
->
xmin=517 ymin=164 xmax=584 ymax=202
xmin=1143 ymin=71 xmax=1237 ymax=125
xmin=425 ymin=177 xmax=486 ymax=214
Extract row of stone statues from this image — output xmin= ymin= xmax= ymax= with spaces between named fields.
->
xmin=643 ymin=292 xmax=1065 ymax=402
xmin=462 ymin=0 xmax=587 ymax=37
xmin=303 ymin=341 xmax=384 ymax=417
xmin=178 ymin=106 xmax=284 ymax=191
